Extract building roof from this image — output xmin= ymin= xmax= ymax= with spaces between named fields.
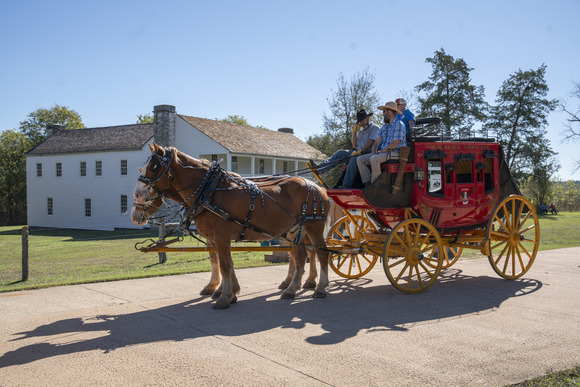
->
xmin=178 ymin=115 xmax=326 ymax=160
xmin=27 ymin=123 xmax=154 ymax=155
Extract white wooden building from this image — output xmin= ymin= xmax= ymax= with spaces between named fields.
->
xmin=26 ymin=105 xmax=326 ymax=231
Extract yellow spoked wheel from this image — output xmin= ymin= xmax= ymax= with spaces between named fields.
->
xmin=326 ymin=214 xmax=379 ymax=279
xmin=486 ymin=195 xmax=540 ymax=279
xmin=383 ymin=219 xmax=444 ymax=293
xmin=427 ymin=246 xmax=463 ymax=269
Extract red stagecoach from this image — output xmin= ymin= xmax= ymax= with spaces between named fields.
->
xmin=313 ymin=117 xmax=539 ymax=293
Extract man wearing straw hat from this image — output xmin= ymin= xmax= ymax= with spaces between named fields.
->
xmin=356 ymin=101 xmax=407 ymax=187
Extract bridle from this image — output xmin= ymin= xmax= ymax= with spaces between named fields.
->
xmin=137 ymin=150 xmax=174 ymax=195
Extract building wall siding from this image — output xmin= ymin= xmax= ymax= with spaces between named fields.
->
xmin=26 ymin=146 xmax=152 ymax=231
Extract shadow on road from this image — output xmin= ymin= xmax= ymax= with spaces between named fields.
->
xmin=0 ymin=268 xmax=542 ymax=367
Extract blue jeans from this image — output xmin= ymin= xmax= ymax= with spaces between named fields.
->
xmin=317 ymin=149 xmax=353 ymax=174
xmin=341 ymin=156 xmax=360 ymax=188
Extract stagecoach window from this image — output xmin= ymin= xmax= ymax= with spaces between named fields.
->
xmin=56 ymin=163 xmax=62 ymax=177
xmin=455 ymin=160 xmax=473 ymax=183
xmin=36 ymin=163 xmax=42 ymax=177
xmin=85 ymin=198 xmax=91 ymax=217
xmin=80 ymin=161 xmax=87 ymax=177
xmin=47 ymin=198 xmax=53 ymax=215
xmin=427 ymin=161 xmax=442 ymax=194
xmin=96 ymin=161 xmax=102 ymax=176
xmin=121 ymin=195 xmax=128 ymax=214
xmin=483 ymin=158 xmax=493 ymax=192
xmin=121 ymin=160 xmax=128 ymax=176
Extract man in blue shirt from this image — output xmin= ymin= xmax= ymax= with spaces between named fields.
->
xmin=396 ymin=97 xmax=415 ymax=143
xmin=357 ymin=101 xmax=407 ymax=186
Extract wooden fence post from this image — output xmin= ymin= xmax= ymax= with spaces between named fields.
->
xmin=158 ymin=220 xmax=167 ymax=264
xmin=22 ymin=226 xmax=29 ymax=281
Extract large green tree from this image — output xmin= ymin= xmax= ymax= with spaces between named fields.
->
xmin=415 ymin=48 xmax=488 ymax=137
xmin=20 ymin=104 xmax=85 ymax=146
xmin=484 ymin=64 xmax=558 ymax=182
xmin=0 ymin=130 xmax=30 ymax=225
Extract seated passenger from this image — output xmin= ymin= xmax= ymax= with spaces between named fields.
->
xmin=357 ymin=102 xmax=407 ymax=187
xmin=311 ymin=109 xmax=379 ymax=188
xmin=395 ymin=97 xmax=416 ymax=143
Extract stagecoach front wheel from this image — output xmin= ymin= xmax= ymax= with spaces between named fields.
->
xmin=486 ymin=195 xmax=540 ymax=279
xmin=383 ymin=219 xmax=444 ymax=293
xmin=427 ymin=246 xmax=463 ymax=269
xmin=326 ymin=214 xmax=379 ymax=279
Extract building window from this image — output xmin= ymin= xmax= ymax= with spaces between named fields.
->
xmin=36 ymin=163 xmax=42 ymax=177
xmin=96 ymin=161 xmax=102 ymax=176
xmin=85 ymin=198 xmax=91 ymax=217
xmin=211 ymin=154 xmax=218 ymax=162
xmin=80 ymin=161 xmax=87 ymax=177
xmin=283 ymin=161 xmax=288 ymax=173
xmin=232 ymin=156 xmax=238 ymax=172
xmin=121 ymin=160 xmax=128 ymax=175
xmin=47 ymin=198 xmax=53 ymax=215
xmin=56 ymin=163 xmax=62 ymax=177
xmin=259 ymin=159 xmax=264 ymax=174
xmin=121 ymin=195 xmax=128 ymax=214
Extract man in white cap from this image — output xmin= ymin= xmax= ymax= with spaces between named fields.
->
xmin=356 ymin=101 xmax=406 ymax=187
xmin=396 ymin=97 xmax=415 ymax=143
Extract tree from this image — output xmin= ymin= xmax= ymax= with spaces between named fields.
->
xmin=137 ymin=114 xmax=154 ymax=124
xmin=0 ymin=130 xmax=30 ymax=225
xmin=20 ymin=104 xmax=85 ymax=146
xmin=484 ymin=64 xmax=558 ymax=181
xmin=218 ymin=114 xmax=267 ymax=129
xmin=560 ymin=80 xmax=580 ymax=171
xmin=415 ymin=48 xmax=488 ymax=137
xmin=319 ymin=67 xmax=382 ymax=151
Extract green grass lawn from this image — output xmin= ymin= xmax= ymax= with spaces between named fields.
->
xmin=0 ymin=227 xmax=283 ymax=292
xmin=1 ymin=211 xmax=579 ymax=293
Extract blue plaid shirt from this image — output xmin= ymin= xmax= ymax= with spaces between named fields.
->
xmin=378 ymin=117 xmax=407 ymax=150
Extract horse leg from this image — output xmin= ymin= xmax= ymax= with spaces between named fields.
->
xmin=281 ymin=244 xmax=306 ymax=299
xmin=200 ymin=244 xmax=220 ymax=297
xmin=302 ymin=249 xmax=318 ymax=289
xmin=305 ymin=225 xmax=329 ymax=298
xmin=213 ymin=239 xmax=239 ymax=309
xmin=278 ymin=250 xmax=296 ymax=289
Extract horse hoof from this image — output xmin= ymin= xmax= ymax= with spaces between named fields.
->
xmin=303 ymin=281 xmax=316 ymax=289
xmin=312 ymin=291 xmax=327 ymax=299
xmin=213 ymin=300 xmax=230 ymax=309
xmin=211 ymin=291 xmax=221 ymax=299
xmin=278 ymin=282 xmax=290 ymax=290
xmin=200 ymin=288 xmax=214 ymax=296
xmin=280 ymin=292 xmax=295 ymax=300
xmin=230 ymin=295 xmax=237 ymax=304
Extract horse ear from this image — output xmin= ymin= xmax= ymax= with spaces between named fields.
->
xmin=148 ymin=143 xmax=155 ymax=152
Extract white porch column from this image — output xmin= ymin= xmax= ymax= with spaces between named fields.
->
xmin=272 ymin=158 xmax=277 ymax=175
xmin=251 ymin=157 xmax=255 ymax=177
xmin=294 ymin=161 xmax=299 ymax=176
xmin=226 ymin=153 xmax=232 ymax=172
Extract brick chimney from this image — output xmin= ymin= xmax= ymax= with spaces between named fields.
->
xmin=154 ymin=105 xmax=176 ymax=147
xmin=278 ymin=127 xmax=294 ymax=134
xmin=46 ymin=124 xmax=65 ymax=137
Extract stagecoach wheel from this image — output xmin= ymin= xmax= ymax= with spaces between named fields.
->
xmin=383 ymin=219 xmax=444 ymax=294
xmin=427 ymin=246 xmax=463 ymax=269
xmin=326 ymin=214 xmax=379 ymax=279
xmin=486 ymin=195 xmax=540 ymax=279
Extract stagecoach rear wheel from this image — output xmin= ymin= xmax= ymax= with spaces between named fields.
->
xmin=383 ymin=219 xmax=444 ymax=293
xmin=486 ymin=195 xmax=540 ymax=279
xmin=326 ymin=214 xmax=379 ymax=279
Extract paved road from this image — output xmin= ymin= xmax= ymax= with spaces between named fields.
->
xmin=1 ymin=247 xmax=579 ymax=386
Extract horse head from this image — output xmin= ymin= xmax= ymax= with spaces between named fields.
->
xmin=130 ymin=143 xmax=175 ymax=225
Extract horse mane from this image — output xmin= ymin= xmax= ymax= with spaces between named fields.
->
xmin=167 ymin=146 xmax=211 ymax=169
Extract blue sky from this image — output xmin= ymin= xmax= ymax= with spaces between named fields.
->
xmin=2 ymin=0 xmax=579 ymax=180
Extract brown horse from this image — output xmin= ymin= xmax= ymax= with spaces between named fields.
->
xmin=131 ymin=143 xmax=330 ymax=309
